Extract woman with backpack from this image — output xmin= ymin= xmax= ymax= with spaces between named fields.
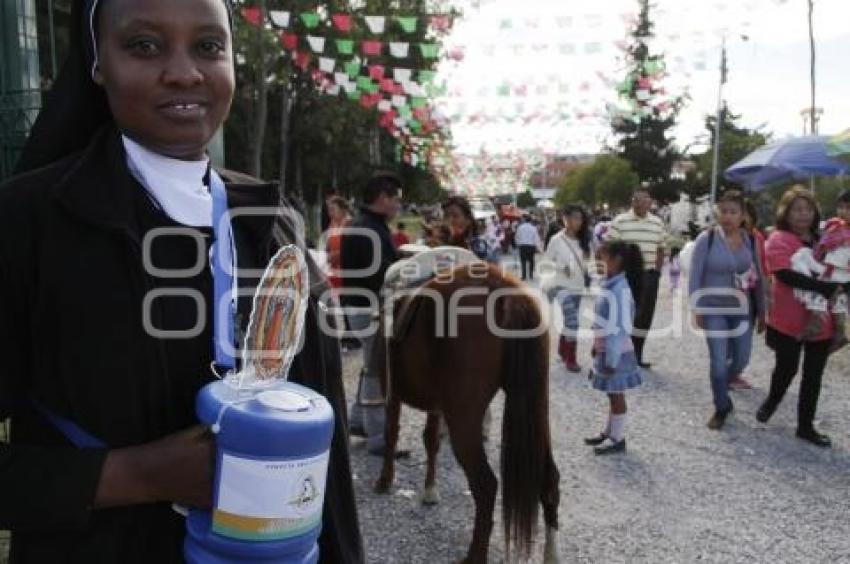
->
xmin=688 ymin=191 xmax=766 ymax=430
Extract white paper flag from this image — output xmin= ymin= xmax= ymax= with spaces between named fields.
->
xmin=325 ymin=84 xmax=340 ymax=96
xmin=402 ymin=82 xmax=425 ymax=96
xmin=389 ymin=42 xmax=410 ymax=58
xmin=393 ymin=117 xmax=408 ymax=128
xmin=306 ymin=36 xmax=325 ymax=53
xmin=393 ymin=68 xmax=412 ymax=83
xmin=392 ymin=95 xmax=407 ymax=108
xmin=334 ymin=72 xmax=349 ymax=86
xmin=269 ymin=10 xmax=290 ymax=28
xmin=319 ymin=57 xmax=336 ymax=73
xmin=364 ymin=16 xmax=386 ymax=34
xmin=342 ymin=82 xmax=357 ymax=94
xmin=378 ymin=100 xmax=393 ymax=113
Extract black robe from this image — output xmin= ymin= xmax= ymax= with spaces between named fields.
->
xmin=0 ymin=127 xmax=363 ymax=563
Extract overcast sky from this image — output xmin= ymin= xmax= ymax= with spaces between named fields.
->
xmin=437 ymin=0 xmax=850 ymax=156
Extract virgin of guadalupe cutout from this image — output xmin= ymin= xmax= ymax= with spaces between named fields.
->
xmin=239 ymin=245 xmax=309 ymax=387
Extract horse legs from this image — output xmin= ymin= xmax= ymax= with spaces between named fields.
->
xmin=540 ymin=449 xmax=561 ymax=563
xmin=446 ymin=412 xmax=496 ymax=564
xmin=374 ymin=395 xmax=401 ymax=493
xmin=421 ymin=411 xmax=441 ymax=505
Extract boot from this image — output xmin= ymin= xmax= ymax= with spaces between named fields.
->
xmin=557 ymin=336 xmax=570 ymax=366
xmin=564 ymin=340 xmax=582 ymax=373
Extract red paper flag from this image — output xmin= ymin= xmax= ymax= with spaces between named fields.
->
xmin=430 ymin=15 xmax=451 ymax=31
xmin=391 ymin=83 xmax=405 ymax=96
xmin=241 ymin=7 xmax=262 ymax=27
xmin=332 ymin=13 xmax=353 ymax=32
xmin=362 ymin=41 xmax=383 ymax=56
xmin=281 ymin=32 xmax=298 ymax=51
xmin=380 ymin=79 xmax=395 ymax=93
xmin=294 ymin=51 xmax=311 ymax=71
xmin=368 ymin=65 xmax=385 ymax=80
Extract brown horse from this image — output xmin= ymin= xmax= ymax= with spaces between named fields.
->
xmin=373 ymin=262 xmax=561 ymax=563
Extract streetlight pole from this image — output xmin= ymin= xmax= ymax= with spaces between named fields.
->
xmin=709 ymin=37 xmax=727 ymax=213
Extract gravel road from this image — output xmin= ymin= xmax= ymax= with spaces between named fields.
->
xmin=347 ymin=284 xmax=850 ymax=563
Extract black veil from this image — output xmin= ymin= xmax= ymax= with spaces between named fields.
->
xmin=14 ymin=0 xmax=233 ymax=175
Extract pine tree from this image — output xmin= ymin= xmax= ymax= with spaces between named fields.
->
xmin=610 ymin=0 xmax=686 ymax=204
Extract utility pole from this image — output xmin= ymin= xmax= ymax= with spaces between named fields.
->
xmin=808 ymin=0 xmax=818 ymax=135
xmin=808 ymin=0 xmax=818 ymax=192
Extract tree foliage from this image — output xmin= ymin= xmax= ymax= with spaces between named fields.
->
xmin=224 ymin=0 xmax=452 ymax=221
xmin=611 ymin=0 xmax=685 ymax=204
xmin=556 ymin=154 xmax=639 ymax=208
xmin=682 ymin=104 xmax=770 ymax=200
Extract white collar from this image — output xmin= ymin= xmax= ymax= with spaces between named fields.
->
xmin=122 ymin=135 xmax=212 ymax=227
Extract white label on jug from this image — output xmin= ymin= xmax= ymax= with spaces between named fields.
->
xmin=212 ymin=451 xmax=329 ymax=541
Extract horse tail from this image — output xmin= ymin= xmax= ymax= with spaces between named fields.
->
xmin=499 ymin=290 xmax=550 ymax=559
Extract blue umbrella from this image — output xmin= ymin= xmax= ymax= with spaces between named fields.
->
xmin=724 ymin=135 xmax=850 ymax=190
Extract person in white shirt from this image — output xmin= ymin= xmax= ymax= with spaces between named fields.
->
xmin=515 ymin=216 xmax=542 ymax=280
xmin=542 ymin=205 xmax=592 ymax=372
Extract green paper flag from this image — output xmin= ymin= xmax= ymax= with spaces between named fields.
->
xmin=411 ymin=97 xmax=427 ymax=109
xmin=300 ymin=13 xmax=320 ymax=29
xmin=396 ymin=16 xmax=417 ymax=33
xmin=364 ymin=81 xmax=379 ymax=94
xmin=409 ymin=120 xmax=422 ymax=132
xmin=419 ymin=43 xmax=439 ymax=59
xmin=644 ymin=59 xmax=664 ymax=75
xmin=336 ymin=39 xmax=354 ymax=55
xmin=398 ymin=105 xmax=412 ymax=119
xmin=419 ymin=70 xmax=436 ymax=84
xmin=345 ymin=61 xmax=361 ymax=78
xmin=356 ymin=76 xmax=373 ymax=91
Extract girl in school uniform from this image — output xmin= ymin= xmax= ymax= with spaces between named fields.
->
xmin=584 ymin=241 xmax=645 ymax=455
xmin=0 ymin=0 xmax=362 ymax=562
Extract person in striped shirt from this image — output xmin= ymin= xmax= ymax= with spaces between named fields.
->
xmin=606 ymin=186 xmax=670 ymax=368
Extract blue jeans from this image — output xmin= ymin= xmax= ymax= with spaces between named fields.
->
xmin=557 ymin=290 xmax=582 ymax=339
xmin=703 ymin=314 xmax=754 ymax=411
xmin=346 ymin=312 xmax=385 ymax=451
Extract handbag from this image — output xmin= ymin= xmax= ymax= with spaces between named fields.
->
xmin=561 ymin=232 xmax=591 ymax=288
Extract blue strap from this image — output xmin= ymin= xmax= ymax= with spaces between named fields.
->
xmin=30 ymin=399 xmax=106 ymax=449
xmin=210 ymin=170 xmax=237 ymax=371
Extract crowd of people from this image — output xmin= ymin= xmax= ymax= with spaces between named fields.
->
xmin=322 ymin=179 xmax=850 ymax=457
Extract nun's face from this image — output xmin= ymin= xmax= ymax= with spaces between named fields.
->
xmin=93 ymin=0 xmax=234 ymax=160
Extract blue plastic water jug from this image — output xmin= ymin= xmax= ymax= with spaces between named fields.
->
xmin=185 ymin=380 xmax=334 ymax=563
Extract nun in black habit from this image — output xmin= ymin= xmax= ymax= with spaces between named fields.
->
xmin=0 ymin=0 xmax=363 ymax=562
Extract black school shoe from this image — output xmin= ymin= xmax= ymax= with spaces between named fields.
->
xmin=584 ymin=433 xmax=608 ymax=446
xmin=796 ymin=428 xmax=832 ymax=448
xmin=594 ymin=438 xmax=626 ymax=456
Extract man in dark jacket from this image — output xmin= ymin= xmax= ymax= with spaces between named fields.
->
xmin=340 ymin=173 xmax=402 ymax=455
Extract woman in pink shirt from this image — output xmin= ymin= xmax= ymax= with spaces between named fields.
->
xmin=758 ymin=187 xmax=850 ymax=447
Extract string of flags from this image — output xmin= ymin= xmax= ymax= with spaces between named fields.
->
xmin=241 ymin=7 xmax=454 ymax=36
